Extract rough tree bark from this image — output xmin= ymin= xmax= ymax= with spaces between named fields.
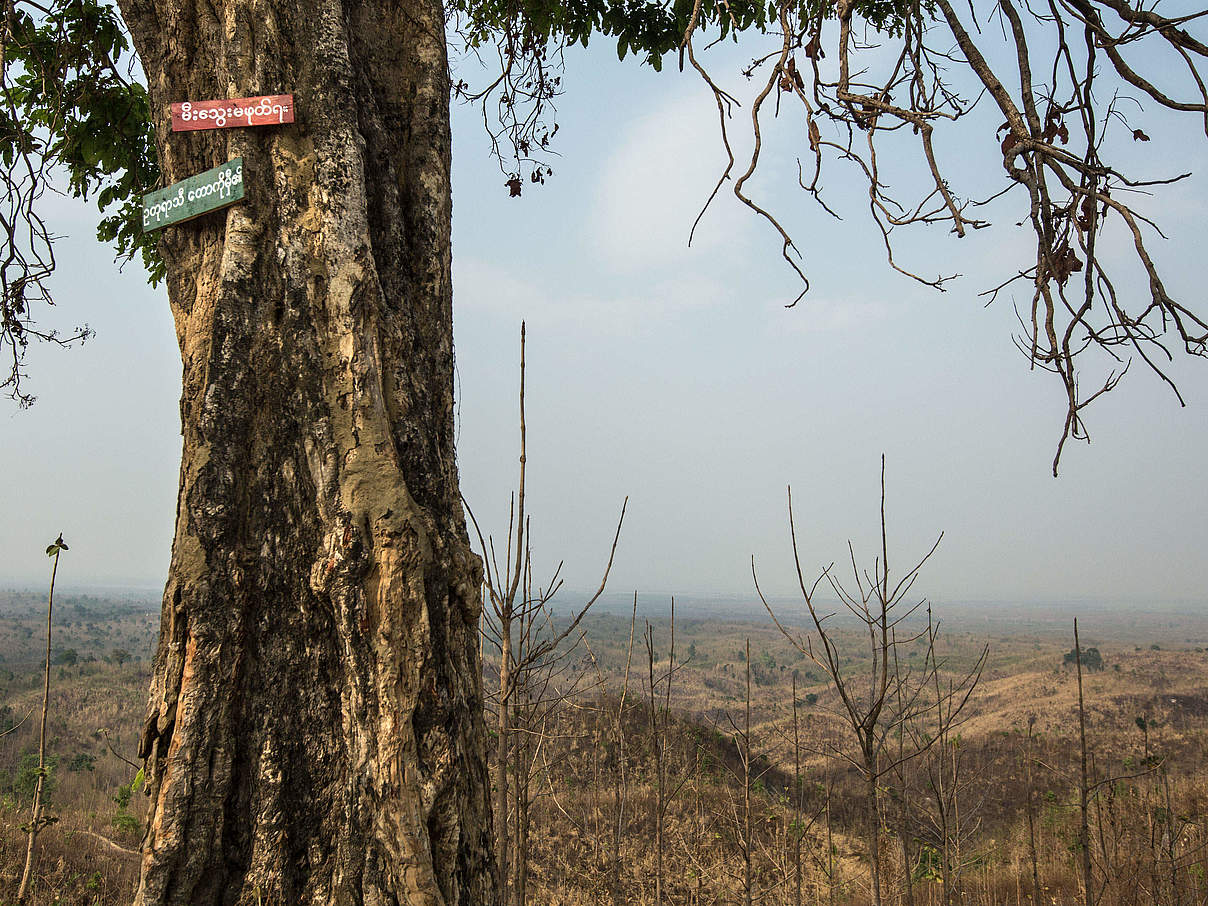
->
xmin=114 ymin=0 xmax=496 ymax=903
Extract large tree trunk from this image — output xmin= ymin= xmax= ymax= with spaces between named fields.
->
xmin=116 ymin=0 xmax=496 ymax=903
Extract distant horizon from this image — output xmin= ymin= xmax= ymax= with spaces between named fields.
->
xmin=3 ymin=584 xmax=1205 ymax=652
xmin=2 ymin=582 xmax=1203 ymax=612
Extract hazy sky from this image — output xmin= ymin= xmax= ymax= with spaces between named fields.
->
xmin=1 ymin=31 xmax=1205 ymax=609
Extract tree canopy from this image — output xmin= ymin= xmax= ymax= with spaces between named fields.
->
xmin=2 ymin=0 xmax=1206 ymax=471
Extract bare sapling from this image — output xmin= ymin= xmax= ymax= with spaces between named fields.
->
xmin=581 ymin=594 xmax=638 ymax=906
xmin=708 ymin=636 xmax=794 ymax=906
xmin=899 ymin=602 xmax=994 ymax=905
xmin=614 ymin=603 xmax=637 ymax=906
xmin=889 ymin=635 xmax=917 ymax=906
xmin=1070 ymin=620 xmax=1147 ymax=906
xmin=643 ymin=598 xmax=694 ymax=906
xmin=644 ymin=603 xmax=669 ymax=906
xmin=701 ymin=639 xmax=762 ymax=906
xmin=743 ymin=639 xmax=752 ymax=906
xmin=825 ymin=773 xmax=837 ymax=906
xmin=17 ymin=533 xmax=68 ymax=903
xmin=759 ymin=670 xmax=825 ymax=906
xmin=1025 ymin=714 xmax=1042 ymax=905
xmin=1158 ymin=754 xmax=1183 ymax=906
xmin=735 ymin=637 xmax=754 ymax=906
xmin=545 ymin=594 xmax=642 ymax=903
xmin=1135 ymin=714 xmax=1197 ymax=906
xmin=1069 ymin=621 xmax=1158 ymax=906
xmin=467 ymin=322 xmax=626 ymax=906
xmin=1075 ymin=619 xmax=1095 ymax=906
xmin=792 ymin=673 xmax=804 ymax=906
xmin=1026 ymin=638 xmax=1161 ymax=906
xmin=755 ymin=458 xmax=986 ymax=906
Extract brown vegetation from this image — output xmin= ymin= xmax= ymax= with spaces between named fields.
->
xmin=3 ymin=587 xmax=1208 ymax=906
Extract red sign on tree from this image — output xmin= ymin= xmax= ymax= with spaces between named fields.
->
xmin=171 ymin=94 xmax=294 ymax=132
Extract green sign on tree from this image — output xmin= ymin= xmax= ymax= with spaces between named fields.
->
xmin=141 ymin=158 xmax=245 ymax=231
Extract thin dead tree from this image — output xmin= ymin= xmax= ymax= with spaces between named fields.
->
xmin=1025 ymin=714 xmax=1042 ymax=906
xmin=1075 ymin=618 xmax=1095 ymax=906
xmin=1124 ymin=707 xmax=1204 ymax=906
xmin=606 ymin=598 xmax=641 ymax=906
xmin=912 ymin=610 xmax=988 ymax=906
xmin=467 ymin=323 xmax=626 ymax=906
xmin=702 ymin=636 xmax=811 ymax=906
xmin=753 ymin=670 xmax=828 ymax=906
xmin=528 ymin=596 xmax=645 ymax=905
xmin=16 ymin=533 xmax=67 ymax=903
xmin=738 ymin=638 xmax=756 ymax=906
xmin=1031 ymin=639 xmax=1157 ymax=906
xmin=643 ymin=598 xmax=694 ymax=906
xmin=702 ymin=639 xmax=760 ymax=906
xmin=1070 ymin=620 xmax=1179 ymax=906
xmin=611 ymin=608 xmax=638 ymax=906
xmin=509 ymin=592 xmax=608 ymax=905
xmin=888 ymin=634 xmax=919 ymax=906
xmin=644 ymin=603 xmax=670 ymax=906
xmin=823 ymin=771 xmax=837 ymax=906
xmin=790 ymin=673 xmax=806 ymax=906
xmin=580 ymin=595 xmax=639 ymax=906
xmin=755 ymin=458 xmax=986 ymax=906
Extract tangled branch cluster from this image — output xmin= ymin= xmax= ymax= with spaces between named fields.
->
xmin=0 ymin=0 xmax=156 ymax=405
xmin=1 ymin=0 xmax=78 ymax=406
xmin=449 ymin=4 xmax=567 ymax=197
xmin=681 ymin=0 xmax=1207 ymax=472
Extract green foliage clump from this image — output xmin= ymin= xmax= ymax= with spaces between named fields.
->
xmin=452 ymin=0 xmax=921 ymax=73
xmin=53 ymin=646 xmax=78 ymax=666
xmin=1 ymin=0 xmax=161 ymax=279
xmin=11 ymin=751 xmax=58 ymax=800
xmin=111 ymin=766 xmax=145 ymax=837
xmin=913 ymin=843 xmax=944 ymax=881
xmin=1063 ymin=646 xmax=1104 ymax=672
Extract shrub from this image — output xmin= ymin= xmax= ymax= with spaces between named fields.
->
xmin=52 ymin=647 xmax=78 ymax=666
xmin=112 ymin=768 xmax=145 ymax=837
xmin=14 ymin=751 xmax=58 ymax=800
xmin=1062 ymin=646 xmax=1104 ymax=672
xmin=112 ymin=810 xmax=141 ymax=836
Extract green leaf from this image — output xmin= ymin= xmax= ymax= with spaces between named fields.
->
xmin=0 ymin=0 xmax=161 ymax=280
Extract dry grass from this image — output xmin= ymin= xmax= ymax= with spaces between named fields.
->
xmin=4 ymin=597 xmax=1208 ymax=905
